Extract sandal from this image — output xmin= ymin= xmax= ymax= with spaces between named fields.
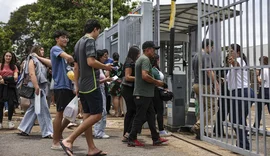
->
xmin=17 ymin=132 xmax=29 ymax=136
xmin=43 ymin=135 xmax=53 ymax=139
xmin=59 ymin=140 xmax=73 ymax=156
xmin=86 ymin=150 xmax=107 ymax=156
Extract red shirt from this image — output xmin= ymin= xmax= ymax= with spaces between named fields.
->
xmin=0 ymin=64 xmax=18 ymax=77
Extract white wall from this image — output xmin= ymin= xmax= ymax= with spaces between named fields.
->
xmin=243 ymin=44 xmax=269 ymax=66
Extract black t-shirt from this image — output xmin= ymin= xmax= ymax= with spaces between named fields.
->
xmin=122 ymin=58 xmax=135 ymax=87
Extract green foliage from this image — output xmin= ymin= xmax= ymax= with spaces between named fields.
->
xmin=0 ymin=24 xmax=13 ymax=57
xmin=30 ymin=0 xmax=138 ymax=56
xmin=1 ymin=0 xmax=138 ymax=59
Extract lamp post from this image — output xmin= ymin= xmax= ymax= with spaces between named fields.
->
xmin=111 ymin=0 xmax=113 ymax=26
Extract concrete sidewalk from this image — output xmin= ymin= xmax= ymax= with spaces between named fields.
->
xmin=0 ymin=106 xmax=239 ymax=156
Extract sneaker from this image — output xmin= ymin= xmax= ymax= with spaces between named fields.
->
xmin=4 ymin=110 xmax=8 ymax=116
xmin=128 ymin=139 xmax=145 ymax=147
xmin=8 ymin=121 xmax=15 ymax=129
xmin=191 ymin=126 xmax=200 ymax=140
xmin=153 ymin=137 xmax=168 ymax=146
xmin=101 ymin=134 xmax=110 ymax=139
xmin=159 ymin=130 xmax=172 ymax=137
xmin=0 ymin=123 xmax=2 ymax=129
xmin=247 ymin=131 xmax=255 ymax=136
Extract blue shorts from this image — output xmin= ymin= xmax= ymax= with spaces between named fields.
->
xmin=79 ymin=88 xmax=103 ymax=115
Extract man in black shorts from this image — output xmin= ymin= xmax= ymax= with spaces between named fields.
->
xmin=50 ymin=30 xmax=75 ymax=149
xmin=60 ymin=19 xmax=112 ymax=156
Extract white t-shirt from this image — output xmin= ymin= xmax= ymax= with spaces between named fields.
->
xmin=260 ymin=68 xmax=270 ymax=88
xmin=227 ymin=57 xmax=249 ymax=90
xmin=99 ymin=69 xmax=105 ymax=87
xmin=159 ymin=71 xmax=164 ymax=81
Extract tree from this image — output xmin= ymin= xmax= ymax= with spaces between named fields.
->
xmin=29 ymin=0 xmax=138 ymax=56
xmin=0 ymin=23 xmax=13 ymax=57
xmin=6 ymin=3 xmax=39 ymax=58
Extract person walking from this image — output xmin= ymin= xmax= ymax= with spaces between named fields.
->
xmin=127 ymin=41 xmax=168 ymax=147
xmin=151 ymin=53 xmax=171 ymax=136
xmin=121 ymin=46 xmax=140 ymax=142
xmin=252 ymin=56 xmax=270 ymax=130
xmin=18 ymin=45 xmax=53 ymax=138
xmin=50 ymin=30 xmax=75 ymax=149
xmin=0 ymin=51 xmax=19 ymax=129
xmin=93 ymin=50 xmax=113 ymax=139
xmin=191 ymin=39 xmax=219 ymax=139
xmin=227 ymin=44 xmax=255 ymax=150
xmin=60 ymin=19 xmax=112 ymax=156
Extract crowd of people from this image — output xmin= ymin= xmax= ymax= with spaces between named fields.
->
xmin=0 ymin=19 xmax=171 ymax=156
xmin=192 ymin=39 xmax=270 ymax=150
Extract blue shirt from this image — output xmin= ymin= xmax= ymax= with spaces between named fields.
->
xmin=104 ymin=58 xmax=113 ymax=64
xmin=50 ymin=45 xmax=73 ymax=90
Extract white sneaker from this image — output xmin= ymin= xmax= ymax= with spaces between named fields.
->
xmin=8 ymin=121 xmax=15 ymax=129
xmin=0 ymin=123 xmax=2 ymax=129
xmin=101 ymin=134 xmax=110 ymax=139
xmin=159 ymin=130 xmax=172 ymax=137
xmin=4 ymin=110 xmax=8 ymax=116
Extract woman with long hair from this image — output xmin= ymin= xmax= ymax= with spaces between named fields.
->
xmin=0 ymin=51 xmax=19 ymax=129
xmin=93 ymin=50 xmax=112 ymax=139
xmin=227 ymin=44 xmax=254 ymax=150
xmin=18 ymin=45 xmax=53 ymax=138
xmin=121 ymin=46 xmax=140 ymax=142
xmin=151 ymin=53 xmax=171 ymax=136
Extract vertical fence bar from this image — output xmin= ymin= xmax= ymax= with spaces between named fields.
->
xmin=226 ymin=0 xmax=235 ymax=147
xmin=206 ymin=0 xmax=211 ymax=138
xmin=216 ymin=0 xmax=222 ymax=142
xmin=198 ymin=0 xmax=204 ymax=141
xmin=232 ymin=0 xmax=241 ymax=149
xmin=237 ymin=0 xmax=247 ymax=151
xmin=268 ymin=0 xmax=270 ymax=155
xmin=259 ymin=0 xmax=267 ymax=155
xmin=210 ymin=0 xmax=215 ymax=139
xmin=252 ymin=0 xmax=258 ymax=153
xmin=222 ymin=0 xmax=229 ymax=144
xmin=244 ymin=0 xmax=252 ymax=153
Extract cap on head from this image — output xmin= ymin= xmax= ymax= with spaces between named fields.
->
xmin=142 ymin=41 xmax=160 ymax=50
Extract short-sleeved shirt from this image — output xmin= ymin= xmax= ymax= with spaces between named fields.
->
xmin=122 ymin=58 xmax=135 ymax=87
xmin=226 ymin=57 xmax=248 ymax=90
xmin=50 ymin=45 xmax=73 ymax=90
xmin=192 ymin=51 xmax=213 ymax=85
xmin=133 ymin=54 xmax=155 ymax=97
xmin=151 ymin=67 xmax=161 ymax=80
xmin=260 ymin=68 xmax=270 ymax=88
xmin=0 ymin=64 xmax=18 ymax=77
xmin=104 ymin=58 xmax=113 ymax=64
xmin=74 ymin=35 xmax=100 ymax=93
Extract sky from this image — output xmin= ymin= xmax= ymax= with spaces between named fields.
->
xmin=0 ymin=0 xmax=37 ymax=23
xmin=0 ymin=0 xmax=268 ymax=47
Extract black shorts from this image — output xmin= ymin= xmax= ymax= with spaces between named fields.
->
xmin=79 ymin=88 xmax=103 ymax=115
xmin=54 ymin=89 xmax=75 ymax=112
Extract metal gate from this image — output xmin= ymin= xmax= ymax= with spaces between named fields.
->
xmin=95 ymin=14 xmax=142 ymax=63
xmin=197 ymin=0 xmax=270 ymax=155
xmin=96 ymin=1 xmax=153 ymax=63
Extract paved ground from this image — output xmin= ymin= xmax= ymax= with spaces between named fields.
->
xmin=0 ymin=104 xmax=269 ymax=156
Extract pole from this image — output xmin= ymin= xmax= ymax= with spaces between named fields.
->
xmin=111 ymin=0 xmax=113 ymax=26
xmin=169 ymin=0 xmax=176 ymax=76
